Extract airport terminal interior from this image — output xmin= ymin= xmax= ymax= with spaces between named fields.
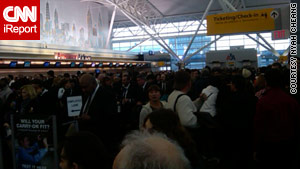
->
xmin=0 ymin=0 xmax=299 ymax=169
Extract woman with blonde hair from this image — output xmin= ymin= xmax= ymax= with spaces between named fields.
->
xmin=18 ymin=85 xmax=38 ymax=114
xmin=21 ymin=85 xmax=37 ymax=100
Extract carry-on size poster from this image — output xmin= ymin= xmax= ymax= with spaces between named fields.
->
xmin=11 ymin=115 xmax=58 ymax=169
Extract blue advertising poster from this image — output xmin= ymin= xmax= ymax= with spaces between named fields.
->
xmin=11 ymin=115 xmax=58 ymax=169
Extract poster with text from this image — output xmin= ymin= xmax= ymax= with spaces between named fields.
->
xmin=11 ymin=115 xmax=58 ymax=169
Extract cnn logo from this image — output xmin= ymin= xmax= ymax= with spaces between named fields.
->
xmin=3 ymin=6 xmax=37 ymax=22
xmin=0 ymin=0 xmax=40 ymax=40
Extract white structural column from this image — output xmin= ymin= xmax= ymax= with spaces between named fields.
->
xmin=222 ymin=0 xmax=238 ymax=11
xmin=218 ymin=0 xmax=230 ymax=12
xmin=105 ymin=0 xmax=181 ymax=60
xmin=282 ymin=46 xmax=290 ymax=56
xmin=257 ymin=33 xmax=280 ymax=56
xmin=183 ymin=36 xmax=223 ymax=62
xmin=182 ymin=0 xmax=214 ymax=59
xmin=106 ymin=6 xmax=117 ymax=49
xmin=218 ymin=0 xmax=246 ymax=12
xmin=118 ymin=8 xmax=181 ymax=60
xmin=126 ymin=37 xmax=151 ymax=51
xmin=246 ymin=34 xmax=272 ymax=51
xmin=144 ymin=0 xmax=164 ymax=17
xmin=240 ymin=0 xmax=246 ymax=9
xmin=82 ymin=0 xmax=180 ymax=60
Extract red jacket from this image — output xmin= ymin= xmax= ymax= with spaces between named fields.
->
xmin=254 ymin=87 xmax=300 ymax=151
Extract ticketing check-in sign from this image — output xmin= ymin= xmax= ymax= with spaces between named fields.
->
xmin=207 ymin=8 xmax=281 ymax=35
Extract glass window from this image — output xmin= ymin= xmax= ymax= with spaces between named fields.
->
xmin=217 ymin=46 xmax=230 ymax=50
xmin=230 ymin=39 xmax=244 ymax=46
xmin=216 ymin=40 xmax=230 ymax=48
xmin=274 ymin=43 xmax=289 ymax=50
xmin=229 ymin=35 xmax=244 ymax=40
xmin=112 ymin=19 xmax=289 ymax=70
xmin=112 ymin=43 xmax=119 ymax=48
xmin=119 ymin=42 xmax=130 ymax=47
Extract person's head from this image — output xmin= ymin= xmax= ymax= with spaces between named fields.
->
xmin=271 ymin=62 xmax=282 ymax=69
xmin=39 ymin=74 xmax=45 ymax=80
xmin=143 ymin=109 xmax=182 ymax=135
xmin=136 ymin=74 xmax=146 ymax=86
xmin=209 ymin=76 xmax=221 ymax=88
xmin=146 ymin=74 xmax=155 ymax=83
xmin=122 ymin=75 xmax=130 ymax=86
xmin=113 ymin=75 xmax=121 ymax=84
xmin=47 ymin=70 xmax=55 ymax=78
xmin=229 ymin=75 xmax=245 ymax=92
xmin=264 ymin=68 xmax=283 ymax=88
xmin=242 ymin=68 xmax=252 ymax=79
xmin=201 ymin=68 xmax=210 ymax=77
xmin=18 ymin=135 xmax=30 ymax=148
xmin=20 ymin=85 xmax=37 ymax=100
xmin=191 ymin=70 xmax=199 ymax=81
xmin=0 ymin=78 xmax=8 ymax=90
xmin=142 ymin=109 xmax=196 ymax=147
xmin=8 ymin=75 xmax=14 ymax=81
xmin=64 ymin=73 xmax=70 ymax=80
xmin=155 ymin=74 xmax=161 ymax=82
xmin=59 ymin=131 xmax=108 ymax=169
xmin=147 ymin=85 xmax=161 ymax=102
xmin=60 ymin=79 xmax=72 ymax=90
xmin=113 ymin=131 xmax=191 ymax=169
xmin=79 ymin=74 xmax=97 ymax=95
xmin=102 ymin=76 xmax=112 ymax=87
xmin=204 ymin=66 xmax=211 ymax=72
xmin=174 ymin=70 xmax=191 ymax=92
xmin=76 ymin=71 xmax=83 ymax=77
xmin=31 ymin=79 xmax=44 ymax=95
xmin=142 ymin=109 xmax=198 ymax=166
xmin=254 ymin=74 xmax=266 ymax=90
xmin=97 ymin=73 xmax=106 ymax=84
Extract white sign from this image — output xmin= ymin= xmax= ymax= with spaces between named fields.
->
xmin=212 ymin=62 xmax=221 ymax=67
xmin=67 ymin=96 xmax=82 ymax=117
xmin=243 ymin=61 xmax=252 ymax=66
xmin=3 ymin=6 xmax=37 ymax=22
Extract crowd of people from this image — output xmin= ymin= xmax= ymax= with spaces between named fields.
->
xmin=0 ymin=62 xmax=300 ymax=169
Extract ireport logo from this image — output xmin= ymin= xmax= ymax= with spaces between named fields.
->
xmin=0 ymin=0 xmax=40 ymax=40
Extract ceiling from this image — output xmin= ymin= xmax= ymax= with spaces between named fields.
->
xmin=100 ymin=0 xmax=290 ymax=27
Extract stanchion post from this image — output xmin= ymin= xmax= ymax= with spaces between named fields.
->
xmin=10 ymin=115 xmax=16 ymax=169
xmin=52 ymin=115 xmax=59 ymax=169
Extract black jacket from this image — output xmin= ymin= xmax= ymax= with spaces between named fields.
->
xmin=79 ymin=86 xmax=117 ymax=137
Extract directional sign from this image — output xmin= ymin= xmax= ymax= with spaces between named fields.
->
xmin=67 ymin=96 xmax=82 ymax=117
xmin=270 ymin=10 xmax=279 ymax=20
xmin=207 ymin=8 xmax=282 ymax=35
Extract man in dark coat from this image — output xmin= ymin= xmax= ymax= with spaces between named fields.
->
xmin=78 ymin=74 xmax=118 ymax=158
